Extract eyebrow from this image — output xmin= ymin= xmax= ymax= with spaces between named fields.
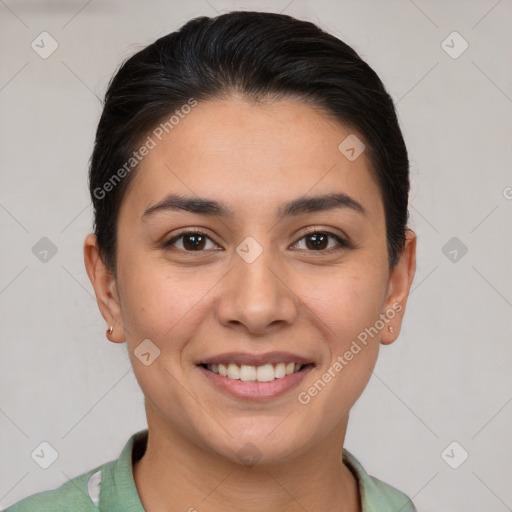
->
xmin=141 ymin=192 xmax=367 ymax=221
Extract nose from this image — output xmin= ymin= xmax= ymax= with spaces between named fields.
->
xmin=215 ymin=243 xmax=298 ymax=335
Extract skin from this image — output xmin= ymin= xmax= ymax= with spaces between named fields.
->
xmin=84 ymin=95 xmax=416 ymax=512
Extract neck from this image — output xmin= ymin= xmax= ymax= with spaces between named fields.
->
xmin=133 ymin=410 xmax=361 ymax=512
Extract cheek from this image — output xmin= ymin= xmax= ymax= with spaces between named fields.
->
xmin=309 ymin=259 xmax=388 ymax=338
xmin=307 ymin=259 xmax=388 ymax=387
xmin=332 ymin=280 xmax=385 ymax=349
xmin=116 ymin=255 xmax=192 ymax=342
xmin=117 ymin=260 xmax=203 ymax=411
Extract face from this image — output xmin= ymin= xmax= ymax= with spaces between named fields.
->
xmin=85 ymin=96 xmax=415 ymax=465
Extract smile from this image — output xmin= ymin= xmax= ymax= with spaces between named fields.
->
xmin=197 ymin=352 xmax=315 ymax=399
xmin=203 ymin=362 xmax=306 ymax=382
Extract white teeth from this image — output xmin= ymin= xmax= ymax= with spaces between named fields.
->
xmin=227 ymin=363 xmax=239 ymax=380
xmin=239 ymin=364 xmax=256 ymax=382
xmin=256 ymin=364 xmax=275 ymax=382
xmin=275 ymin=362 xmax=286 ymax=379
xmin=208 ymin=362 xmax=305 ymax=382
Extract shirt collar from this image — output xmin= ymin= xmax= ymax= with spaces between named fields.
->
xmin=99 ymin=428 xmax=398 ymax=512
xmin=98 ymin=428 xmax=147 ymax=511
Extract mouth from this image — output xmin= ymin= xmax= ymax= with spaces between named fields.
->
xmin=196 ymin=352 xmax=315 ymax=399
xmin=199 ymin=362 xmax=313 ymax=383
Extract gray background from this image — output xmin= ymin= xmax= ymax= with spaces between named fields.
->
xmin=1 ymin=1 xmax=511 ymax=511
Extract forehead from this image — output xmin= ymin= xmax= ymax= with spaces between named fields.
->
xmin=119 ymin=96 xmax=383 ymax=223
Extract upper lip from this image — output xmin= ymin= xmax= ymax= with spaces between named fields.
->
xmin=198 ymin=351 xmax=314 ymax=366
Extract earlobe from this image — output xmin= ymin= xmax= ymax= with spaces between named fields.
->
xmin=380 ymin=229 xmax=417 ymax=346
xmin=83 ymin=233 xmax=126 ymax=343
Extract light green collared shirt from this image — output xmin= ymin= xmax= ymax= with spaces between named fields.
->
xmin=5 ymin=429 xmax=416 ymax=512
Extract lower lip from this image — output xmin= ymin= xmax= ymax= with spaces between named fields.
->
xmin=197 ymin=365 xmax=314 ymax=400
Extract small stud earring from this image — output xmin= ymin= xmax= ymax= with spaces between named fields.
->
xmin=107 ymin=325 xmax=114 ymax=336
xmin=388 ymin=325 xmax=394 ymax=333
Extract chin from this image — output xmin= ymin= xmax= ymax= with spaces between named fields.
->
xmin=201 ymin=420 xmax=317 ymax=467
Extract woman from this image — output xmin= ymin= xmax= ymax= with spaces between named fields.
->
xmin=7 ymin=10 xmax=417 ymax=512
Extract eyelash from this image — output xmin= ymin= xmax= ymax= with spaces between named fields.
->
xmin=163 ymin=228 xmax=349 ymax=254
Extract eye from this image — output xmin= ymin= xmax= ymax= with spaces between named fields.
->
xmin=163 ymin=230 xmax=220 ymax=252
xmin=291 ymin=230 xmax=348 ymax=252
xmin=163 ymin=229 xmax=348 ymax=253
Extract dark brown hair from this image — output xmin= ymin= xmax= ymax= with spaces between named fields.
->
xmin=89 ymin=11 xmax=409 ymax=272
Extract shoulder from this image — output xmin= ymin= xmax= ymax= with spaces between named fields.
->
xmin=343 ymin=449 xmax=417 ymax=512
xmin=362 ymin=474 xmax=417 ymax=512
xmin=3 ymin=466 xmax=104 ymax=512
xmin=3 ymin=429 xmax=146 ymax=512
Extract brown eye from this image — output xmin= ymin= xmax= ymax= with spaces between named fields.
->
xmin=164 ymin=231 xmax=219 ymax=252
xmin=182 ymin=233 xmax=207 ymax=250
xmin=292 ymin=231 xmax=347 ymax=252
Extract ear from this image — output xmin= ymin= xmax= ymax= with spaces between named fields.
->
xmin=83 ymin=233 xmax=126 ymax=343
xmin=380 ymin=229 xmax=417 ymax=345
